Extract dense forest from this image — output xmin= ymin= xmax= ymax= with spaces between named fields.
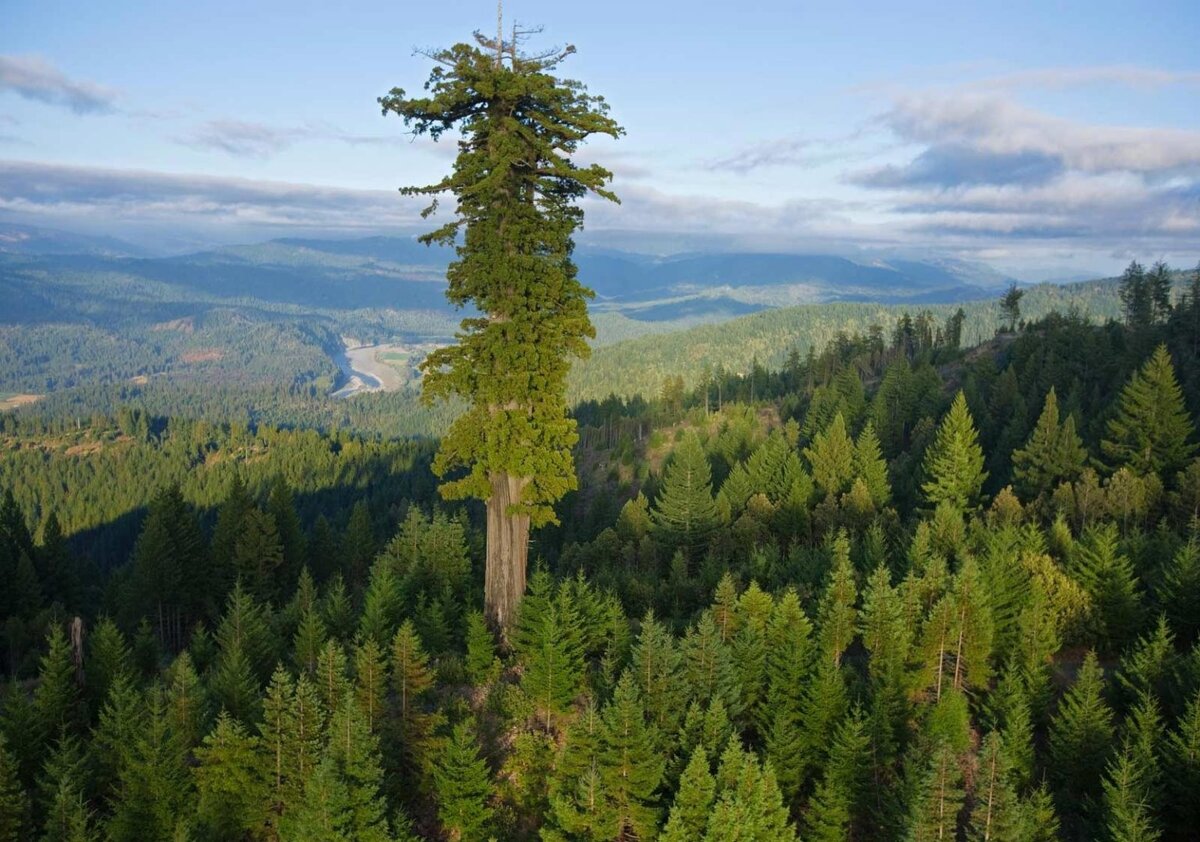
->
xmin=0 ymin=261 xmax=1197 ymax=839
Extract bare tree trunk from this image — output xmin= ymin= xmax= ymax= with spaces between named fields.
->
xmin=485 ymin=472 xmax=531 ymax=638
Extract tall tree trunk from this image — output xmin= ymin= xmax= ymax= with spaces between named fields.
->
xmin=485 ymin=472 xmax=531 ymax=637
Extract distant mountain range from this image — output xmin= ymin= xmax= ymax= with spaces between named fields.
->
xmin=0 ymin=223 xmax=1020 ymax=326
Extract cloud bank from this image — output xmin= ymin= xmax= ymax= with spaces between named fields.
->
xmin=0 ymin=55 xmax=118 ymax=114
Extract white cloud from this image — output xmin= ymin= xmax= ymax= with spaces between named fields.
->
xmin=0 ymin=55 xmax=118 ymax=114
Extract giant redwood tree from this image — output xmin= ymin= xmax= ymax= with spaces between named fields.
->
xmin=380 ymin=25 xmax=623 ymax=633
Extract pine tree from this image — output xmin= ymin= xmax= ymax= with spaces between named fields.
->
xmin=1102 ymin=345 xmax=1196 ymax=476
xmin=705 ymin=739 xmax=797 ymax=841
xmin=325 ymin=695 xmax=392 ymax=841
xmin=0 ymin=734 xmax=29 ymax=842
xmin=595 ymin=674 xmax=665 ymax=839
xmin=193 ymin=711 xmax=268 ymax=839
xmin=922 ymin=391 xmax=988 ymax=512
xmin=967 ymin=732 xmax=1023 ymax=842
xmin=518 ymin=586 xmax=585 ymax=730
xmin=232 ymin=507 xmax=285 ymax=604
xmin=805 ymin=710 xmax=871 ymax=841
xmin=806 ymin=412 xmax=857 ymax=499
xmin=33 ymin=625 xmax=83 ymax=742
xmin=210 ymin=475 xmax=253 ymax=596
xmin=652 ymin=431 xmax=720 ymax=559
xmin=353 ymin=637 xmax=388 ymax=734
xmin=817 ymin=530 xmax=858 ymax=664
xmin=84 ymin=617 xmax=131 ymax=717
xmin=37 ymin=733 xmax=92 ymax=842
xmin=389 ymin=621 xmax=436 ymax=786
xmin=267 ymin=475 xmax=306 ymax=585
xmin=545 ymin=702 xmax=603 ymax=838
xmin=854 ymin=421 xmax=892 ymax=507
xmin=1164 ymin=689 xmax=1200 ymax=834
xmin=342 ymin=501 xmax=377 ymax=592
xmin=681 ymin=612 xmax=741 ymax=720
xmin=905 ymin=742 xmax=965 ymax=842
xmin=1012 ymin=387 xmax=1087 ymax=501
xmin=463 ymin=610 xmax=499 ymax=685
xmin=1070 ymin=524 xmax=1143 ymax=654
xmin=358 ymin=562 xmax=403 ymax=649
xmin=662 ymin=746 xmax=715 ymax=842
xmin=293 ymin=605 xmax=328 ymax=675
xmin=315 ymin=640 xmax=351 ymax=724
xmin=1103 ymin=751 xmax=1161 ymax=842
xmin=1049 ymin=651 xmax=1115 ymax=834
xmin=432 ymin=720 xmax=494 ymax=842
xmin=628 ymin=610 xmax=685 ymax=736
xmin=105 ymin=688 xmax=192 ymax=842
xmin=382 ymin=30 xmax=623 ymax=634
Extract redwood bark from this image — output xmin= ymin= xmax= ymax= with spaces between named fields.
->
xmin=485 ymin=472 xmax=531 ymax=637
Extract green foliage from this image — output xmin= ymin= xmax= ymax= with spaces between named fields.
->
xmin=1102 ymin=345 xmax=1195 ymax=476
xmin=652 ymin=432 xmax=720 ymax=557
xmin=381 ymin=34 xmax=622 ymax=525
xmin=922 ymin=391 xmax=988 ymax=512
xmin=1050 ymin=651 xmax=1115 ymax=835
xmin=193 ymin=712 xmax=267 ymax=839
xmin=1012 ymin=387 xmax=1087 ymax=501
xmin=0 ymin=733 xmax=29 ymax=842
xmin=662 ymin=747 xmax=714 ymax=842
xmin=432 ymin=720 xmax=494 ymax=842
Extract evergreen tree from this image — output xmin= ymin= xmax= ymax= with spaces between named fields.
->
xmin=432 ymin=719 xmax=494 ymax=842
xmin=705 ymin=739 xmax=797 ymax=841
xmin=353 ymin=637 xmax=388 ymax=734
xmin=854 ymin=421 xmax=892 ymax=507
xmin=232 ymin=507 xmax=285 ymax=604
xmin=193 ymin=711 xmax=267 ymax=840
xmin=1164 ymin=689 xmax=1200 ymax=835
xmin=33 ymin=625 xmax=83 ymax=742
xmin=967 ymin=732 xmax=1023 ymax=842
xmin=1102 ymin=345 xmax=1195 ymax=476
xmin=1012 ymin=387 xmax=1087 ymax=501
xmin=325 ymin=695 xmax=392 ymax=841
xmin=0 ymin=734 xmax=29 ymax=842
xmin=922 ymin=391 xmax=988 ymax=512
xmin=518 ymin=586 xmax=585 ymax=730
xmin=84 ymin=617 xmax=131 ymax=717
xmin=652 ymin=431 xmax=720 ymax=559
xmin=381 ymin=27 xmax=623 ymax=634
xmin=805 ymin=413 xmax=856 ymax=499
xmin=905 ymin=742 xmax=965 ymax=842
xmin=662 ymin=746 xmax=715 ymax=842
xmin=805 ymin=710 xmax=870 ymax=841
xmin=1070 ymin=524 xmax=1143 ymax=653
xmin=463 ymin=610 xmax=499 ymax=686
xmin=267 ymin=475 xmax=306 ymax=585
xmin=1049 ymin=651 xmax=1115 ymax=835
xmin=628 ymin=610 xmax=685 ymax=736
xmin=1119 ymin=261 xmax=1153 ymax=330
xmin=817 ymin=531 xmax=858 ymax=664
xmin=1103 ymin=751 xmax=1161 ymax=842
xmin=105 ymin=689 xmax=192 ymax=842
xmin=595 ymin=675 xmax=665 ymax=839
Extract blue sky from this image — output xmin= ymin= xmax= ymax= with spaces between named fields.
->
xmin=2 ymin=0 xmax=1199 ymax=276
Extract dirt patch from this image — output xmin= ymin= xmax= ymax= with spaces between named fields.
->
xmin=152 ymin=317 xmax=195 ymax=333
xmin=181 ymin=349 xmax=224 ymax=364
xmin=0 ymin=393 xmax=43 ymax=411
xmin=65 ymin=440 xmax=104 ymax=457
xmin=129 ymin=375 xmax=150 ymax=385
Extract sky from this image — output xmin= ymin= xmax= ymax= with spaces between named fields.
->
xmin=1 ymin=0 xmax=1199 ymax=277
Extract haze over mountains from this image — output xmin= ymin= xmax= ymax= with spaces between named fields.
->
xmin=1 ymin=221 xmax=1019 ymax=327
xmin=1 ymin=219 xmax=1130 ymax=436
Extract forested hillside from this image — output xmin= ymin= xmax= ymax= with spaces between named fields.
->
xmin=1 ymin=263 xmax=1198 ymax=840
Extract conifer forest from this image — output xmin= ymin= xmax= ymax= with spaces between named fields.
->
xmin=4 ymin=10 xmax=1200 ymax=842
